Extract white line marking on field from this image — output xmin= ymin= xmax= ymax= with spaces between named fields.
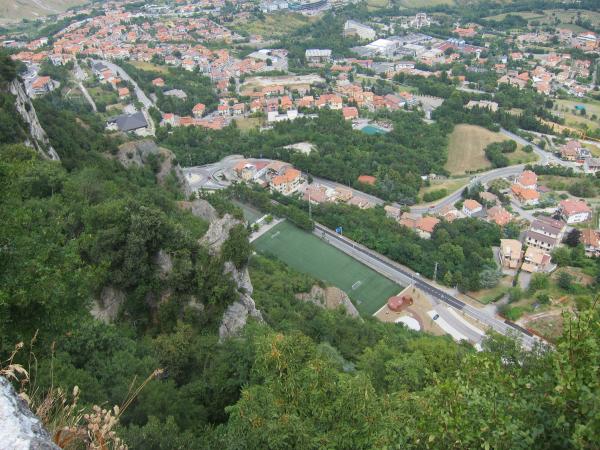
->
xmin=351 ymin=281 xmax=362 ymax=290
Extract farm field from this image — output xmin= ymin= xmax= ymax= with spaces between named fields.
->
xmin=555 ymin=99 xmax=600 ymax=130
xmin=444 ymin=124 xmax=536 ymax=175
xmin=253 ymin=221 xmax=403 ymax=315
xmin=484 ymin=9 xmax=600 ymax=30
xmin=234 ymin=116 xmax=263 ymax=132
xmin=232 ymin=12 xmax=313 ymax=39
xmin=0 ymin=0 xmax=85 ymax=25
xmin=129 ymin=61 xmax=169 ymax=74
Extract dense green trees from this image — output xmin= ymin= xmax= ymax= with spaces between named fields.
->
xmin=160 ymin=109 xmax=448 ymax=204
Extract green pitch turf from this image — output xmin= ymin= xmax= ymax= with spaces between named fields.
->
xmin=253 ymin=221 xmax=403 ymax=315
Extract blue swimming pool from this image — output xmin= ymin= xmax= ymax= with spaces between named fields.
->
xmin=361 ymin=124 xmax=388 ymax=135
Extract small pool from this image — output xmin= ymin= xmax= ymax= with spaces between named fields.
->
xmin=361 ymin=124 xmax=388 ymax=135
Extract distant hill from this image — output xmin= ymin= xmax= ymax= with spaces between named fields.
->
xmin=0 ymin=0 xmax=87 ymax=25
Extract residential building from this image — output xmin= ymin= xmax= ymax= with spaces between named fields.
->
xmin=342 ymin=106 xmax=358 ymax=120
xmin=106 ymin=111 xmax=148 ymax=133
xmin=525 ymin=216 xmax=565 ymax=251
xmin=499 ymin=239 xmax=522 ymax=269
xmin=559 ymin=199 xmax=592 ymax=224
xmin=30 ymin=76 xmax=54 ymax=96
xmin=462 ymin=199 xmax=483 ymax=217
xmin=192 ymin=103 xmax=206 ymax=117
xmin=516 ymin=170 xmax=537 ymax=190
xmin=487 ymin=205 xmax=512 ymax=226
xmin=305 ymin=49 xmax=332 ymax=64
xmin=511 ymin=184 xmax=539 ymax=206
xmin=118 ymin=87 xmax=130 ymax=99
xmin=521 ymin=247 xmax=552 ymax=273
xmin=416 ymin=216 xmax=440 ymax=239
xmin=581 ymin=228 xmax=600 ymax=257
xmin=583 ymin=157 xmax=600 ymax=174
xmin=560 ymin=140 xmax=582 ymax=161
xmin=270 ymin=167 xmax=302 ymax=195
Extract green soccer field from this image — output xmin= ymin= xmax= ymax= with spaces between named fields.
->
xmin=252 ymin=221 xmax=403 ymax=315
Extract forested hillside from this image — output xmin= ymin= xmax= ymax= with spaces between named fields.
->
xmin=1 ymin=51 xmax=599 ymax=449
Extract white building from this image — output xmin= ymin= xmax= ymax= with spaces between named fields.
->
xmin=343 ymin=20 xmax=376 ymax=40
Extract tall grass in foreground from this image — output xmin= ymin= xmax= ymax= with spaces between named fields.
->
xmin=1 ymin=336 xmax=161 ymax=450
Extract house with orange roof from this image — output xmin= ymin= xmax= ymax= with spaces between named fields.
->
xmin=416 ymin=216 xmax=440 ymax=239
xmin=516 ymin=170 xmax=537 ymax=190
xmin=280 ymin=96 xmax=293 ymax=111
xmin=118 ymin=87 xmax=130 ymax=99
xmin=511 ymin=184 xmax=540 ymax=206
xmin=559 ymin=199 xmax=592 ymax=224
xmin=487 ymin=205 xmax=512 ymax=226
xmin=581 ymin=229 xmax=600 ymax=257
xmin=152 ymin=77 xmax=165 ymax=87
xmin=560 ymin=140 xmax=582 ymax=161
xmin=342 ymin=106 xmax=359 ymax=120
xmin=462 ymin=199 xmax=483 ymax=217
xmin=192 ymin=103 xmax=206 ymax=118
xmin=270 ymin=167 xmax=302 ymax=195
xmin=357 ymin=175 xmax=376 ymax=186
xmin=30 ymin=76 xmax=55 ymax=96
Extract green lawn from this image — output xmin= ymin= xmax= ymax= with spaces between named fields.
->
xmin=234 ymin=201 xmax=264 ymax=224
xmin=253 ymin=221 xmax=403 ymax=315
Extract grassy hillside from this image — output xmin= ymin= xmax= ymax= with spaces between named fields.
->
xmin=0 ymin=0 xmax=86 ymax=25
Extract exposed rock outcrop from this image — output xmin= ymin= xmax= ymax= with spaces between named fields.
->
xmin=117 ymin=140 xmax=191 ymax=196
xmin=153 ymin=249 xmax=173 ymax=279
xmin=219 ymin=292 xmax=262 ymax=339
xmin=90 ymin=286 xmax=126 ymax=323
xmin=0 ymin=377 xmax=60 ymax=450
xmin=296 ymin=285 xmax=361 ymax=318
xmin=200 ymin=213 xmax=243 ymax=256
xmin=9 ymin=79 xmax=59 ymax=161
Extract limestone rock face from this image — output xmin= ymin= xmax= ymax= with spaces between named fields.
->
xmin=9 ymin=79 xmax=59 ymax=161
xmin=117 ymin=140 xmax=191 ymax=196
xmin=223 ymin=262 xmax=253 ymax=296
xmin=0 ymin=377 xmax=60 ymax=450
xmin=154 ymin=249 xmax=173 ymax=279
xmin=90 ymin=286 xmax=126 ymax=323
xmin=296 ymin=285 xmax=360 ymax=318
xmin=218 ymin=293 xmax=262 ymax=340
xmin=200 ymin=213 xmax=243 ymax=255
xmin=188 ymin=199 xmax=218 ymax=223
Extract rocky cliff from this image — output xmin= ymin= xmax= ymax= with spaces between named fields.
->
xmin=187 ymin=198 xmax=263 ymax=340
xmin=9 ymin=79 xmax=60 ymax=161
xmin=0 ymin=377 xmax=60 ymax=450
xmin=117 ymin=139 xmax=191 ymax=197
xmin=296 ymin=285 xmax=361 ymax=318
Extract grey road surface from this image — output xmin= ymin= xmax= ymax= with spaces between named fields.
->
xmin=313 ymin=222 xmax=540 ymax=349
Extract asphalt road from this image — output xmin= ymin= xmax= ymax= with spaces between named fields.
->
xmin=313 ymin=222 xmax=539 ymax=349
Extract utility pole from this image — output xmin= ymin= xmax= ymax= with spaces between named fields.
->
xmin=308 ymin=189 xmax=312 ymax=223
xmin=433 ymin=261 xmax=438 ymax=282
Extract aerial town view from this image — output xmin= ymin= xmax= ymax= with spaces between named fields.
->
xmin=0 ymin=0 xmax=599 ymax=448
